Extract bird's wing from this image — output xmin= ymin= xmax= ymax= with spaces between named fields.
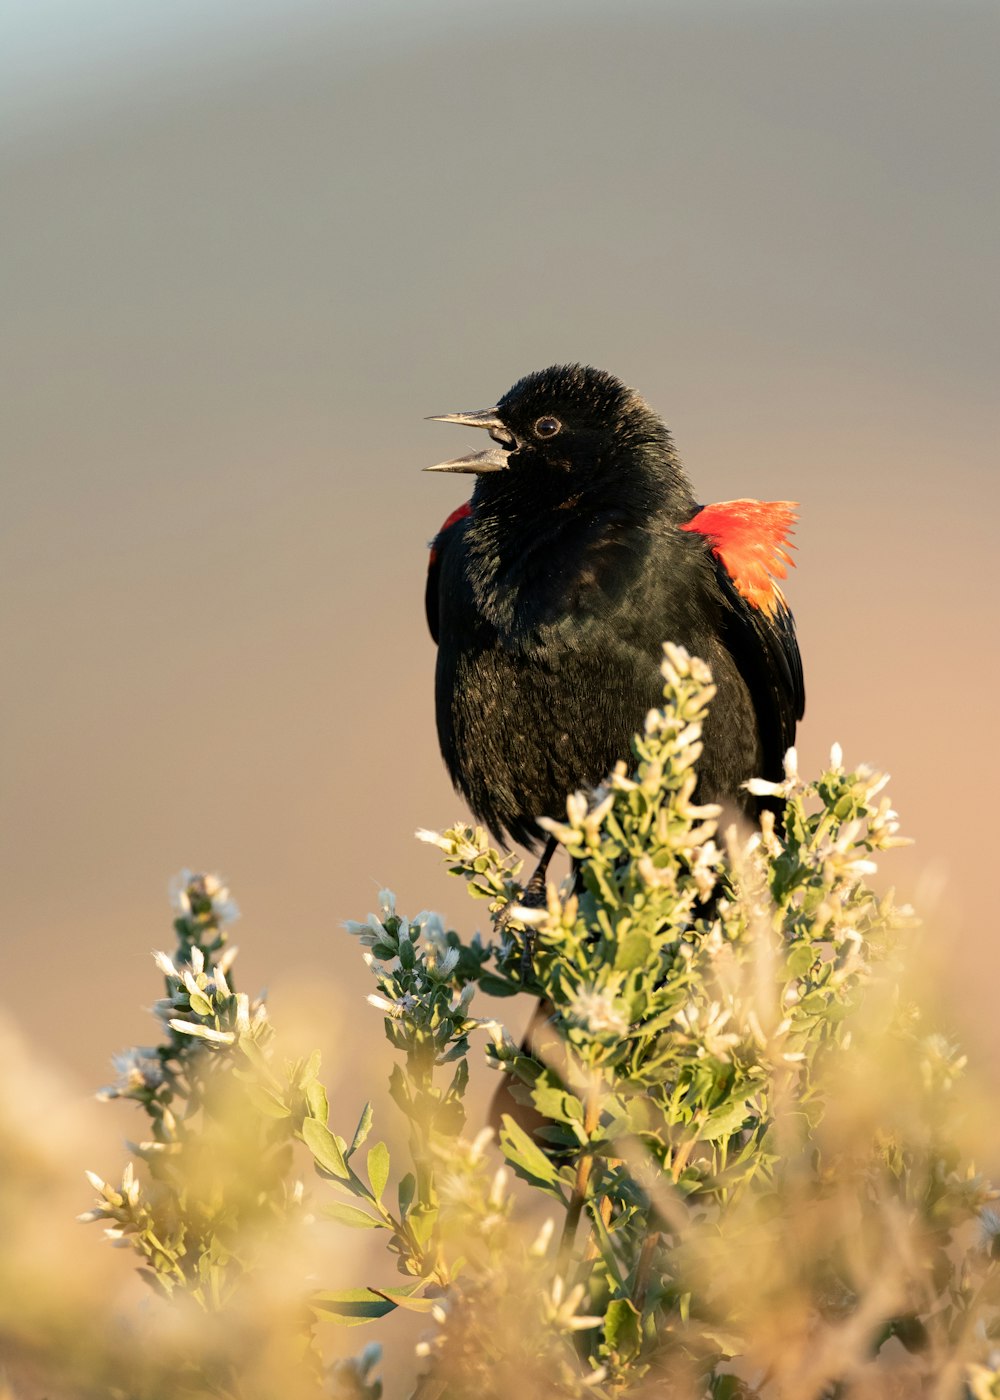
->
xmin=681 ymin=499 xmax=805 ymax=778
xmin=426 ymin=500 xmax=473 ymax=644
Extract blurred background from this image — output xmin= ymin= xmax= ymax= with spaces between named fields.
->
xmin=2 ymin=0 xmax=997 ymax=1119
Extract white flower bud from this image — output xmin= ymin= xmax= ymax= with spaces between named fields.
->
xmin=415 ymin=828 xmax=450 ymax=850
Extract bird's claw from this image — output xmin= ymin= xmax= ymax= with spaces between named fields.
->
xmin=491 ymin=834 xmax=557 ymax=980
xmin=493 ymin=878 xmax=547 ymax=976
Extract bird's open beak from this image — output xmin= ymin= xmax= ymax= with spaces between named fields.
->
xmin=424 ymin=408 xmax=511 ymax=473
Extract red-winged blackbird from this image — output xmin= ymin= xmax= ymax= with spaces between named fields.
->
xmin=425 ymin=364 xmax=804 ymax=853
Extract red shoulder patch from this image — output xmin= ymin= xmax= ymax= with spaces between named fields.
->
xmin=681 ymin=499 xmax=797 ymax=616
xmin=438 ymin=500 xmax=473 ymax=536
xmin=428 ymin=500 xmax=472 ymax=566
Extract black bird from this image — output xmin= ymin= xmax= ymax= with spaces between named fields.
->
xmin=425 ymin=364 xmax=804 ymax=860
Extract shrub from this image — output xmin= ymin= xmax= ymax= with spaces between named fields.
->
xmin=77 ymin=647 xmax=1000 ymax=1399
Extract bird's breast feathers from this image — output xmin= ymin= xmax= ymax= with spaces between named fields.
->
xmin=681 ymin=499 xmax=797 ymax=617
xmin=433 ymin=497 xmax=652 ymax=636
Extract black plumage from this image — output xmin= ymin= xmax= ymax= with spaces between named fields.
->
xmin=425 ymin=364 xmax=803 ymax=849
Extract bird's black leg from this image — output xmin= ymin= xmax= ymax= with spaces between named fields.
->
xmin=521 ymin=835 xmax=558 ymax=904
xmin=495 ymin=835 xmax=559 ymax=977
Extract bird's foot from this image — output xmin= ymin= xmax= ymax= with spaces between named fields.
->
xmin=494 ymin=863 xmax=548 ymax=921
xmin=493 ymin=874 xmax=547 ymax=976
xmin=492 ymin=835 xmax=558 ymax=979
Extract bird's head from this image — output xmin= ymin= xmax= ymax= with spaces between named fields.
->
xmin=426 ymin=364 xmax=691 ymax=511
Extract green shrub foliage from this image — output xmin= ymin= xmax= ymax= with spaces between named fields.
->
xmin=82 ymin=648 xmax=1000 ymax=1399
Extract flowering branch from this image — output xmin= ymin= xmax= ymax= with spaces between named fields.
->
xmin=79 ymin=652 xmax=1000 ymax=1400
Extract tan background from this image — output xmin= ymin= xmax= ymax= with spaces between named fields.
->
xmin=3 ymin=0 xmax=998 ymax=1118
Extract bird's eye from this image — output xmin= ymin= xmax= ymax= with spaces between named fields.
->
xmin=534 ymin=416 xmax=561 ymax=439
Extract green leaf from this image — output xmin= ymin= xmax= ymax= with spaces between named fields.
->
xmin=700 ymin=1327 xmax=743 ymax=1358
xmin=448 ymin=1057 xmax=470 ymax=1101
xmin=237 ymin=1035 xmax=283 ymax=1091
xmin=703 ymin=1098 xmax=753 ymax=1142
xmin=304 ymin=1080 xmax=329 ymax=1123
xmin=311 ymin=1287 xmax=396 ymax=1325
xmin=713 ymin=1374 xmax=749 ymax=1400
xmin=530 ymin=1084 xmax=579 ymax=1125
xmin=499 ymin=1114 xmax=565 ymax=1196
xmin=604 ymin=1298 xmax=641 ymax=1357
xmin=367 ymin=1141 xmax=390 ymax=1204
xmin=350 ymin=1102 xmax=375 ymax=1156
xmin=534 ymin=1124 xmax=581 ymax=1149
xmin=187 ymin=991 xmax=214 ymax=1017
xmin=407 ymin=1205 xmax=438 ymax=1248
xmin=785 ymin=943 xmax=815 ymax=978
xmin=321 ymin=1202 xmax=384 ymax=1229
xmin=244 ymin=1083 xmax=291 ymax=1119
xmin=588 ymin=1200 xmax=627 ymax=1291
xmin=398 ymin=1172 xmax=416 ymax=1218
xmin=477 ymin=975 xmax=520 ymax=998
xmin=302 ymin=1118 xmax=349 ymax=1179
xmin=615 ymin=930 xmax=652 ymax=971
xmin=373 ymin=1283 xmax=438 ymax=1313
xmin=631 ymin=1001 xmax=685 ymax=1037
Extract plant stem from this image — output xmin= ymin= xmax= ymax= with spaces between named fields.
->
xmin=560 ymin=1081 xmax=603 ymax=1256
